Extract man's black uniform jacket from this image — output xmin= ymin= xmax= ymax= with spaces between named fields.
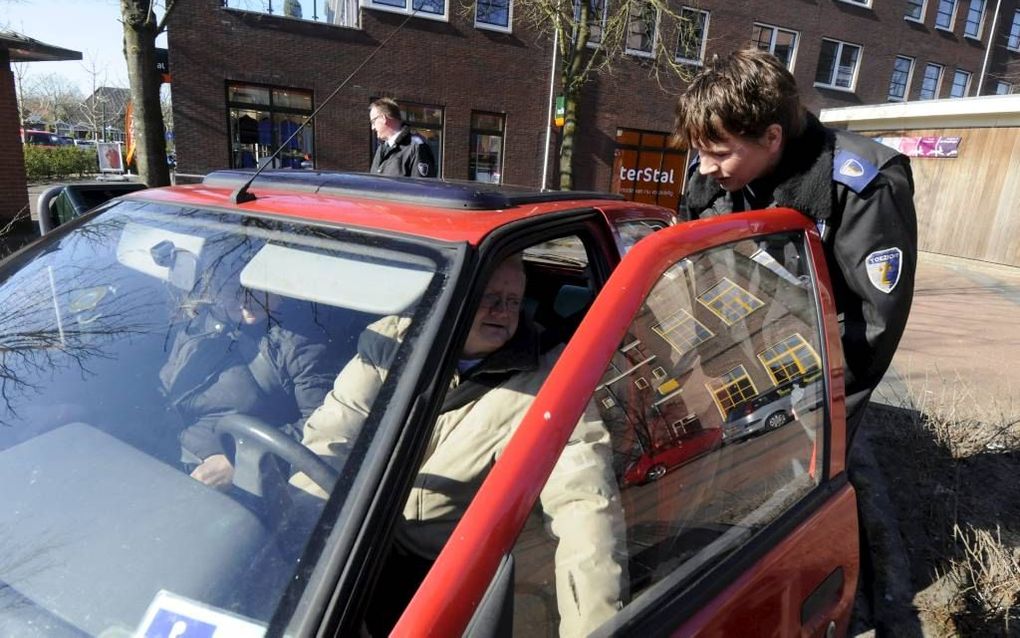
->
xmin=370 ymin=126 xmax=437 ymax=178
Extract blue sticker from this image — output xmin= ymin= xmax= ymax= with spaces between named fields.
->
xmin=144 ymin=609 xmax=217 ymax=638
xmin=865 ymin=247 xmax=903 ymax=293
xmin=833 ymin=149 xmax=879 ymax=193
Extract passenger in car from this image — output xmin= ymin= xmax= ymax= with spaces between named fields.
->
xmin=291 ymin=254 xmax=626 ymax=637
xmin=161 ymin=263 xmax=339 ymax=490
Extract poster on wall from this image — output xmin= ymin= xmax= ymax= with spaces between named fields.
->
xmin=97 ymin=142 xmax=125 ymax=173
xmin=874 ymin=136 xmax=962 ymax=158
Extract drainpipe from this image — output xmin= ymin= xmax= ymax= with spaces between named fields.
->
xmin=541 ymin=26 xmax=559 ymax=191
xmin=978 ymin=0 xmax=1004 ymax=95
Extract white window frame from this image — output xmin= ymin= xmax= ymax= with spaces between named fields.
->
xmin=1009 ymin=9 xmax=1020 ymax=51
xmin=950 ymin=68 xmax=972 ymax=97
xmin=362 ymin=0 xmax=448 ymax=21
xmin=474 ymin=0 xmax=512 ymax=32
xmin=905 ymin=0 xmax=928 ymax=22
xmin=814 ymin=38 xmax=862 ymax=92
xmin=836 ymin=0 xmax=872 ymax=8
xmin=994 ymin=80 xmax=1013 ymax=95
xmin=624 ymin=0 xmax=660 ymax=58
xmin=963 ymin=0 xmax=986 ymax=39
xmin=577 ymin=0 xmax=609 ymax=49
xmin=919 ymin=62 xmax=944 ymax=99
xmin=934 ymin=0 xmax=957 ymax=31
xmin=752 ymin=22 xmax=799 ymax=71
xmin=888 ymin=55 xmax=915 ymax=102
xmin=675 ymin=7 xmax=710 ymax=65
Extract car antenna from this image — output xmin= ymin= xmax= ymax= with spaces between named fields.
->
xmin=231 ymin=9 xmax=419 ymax=204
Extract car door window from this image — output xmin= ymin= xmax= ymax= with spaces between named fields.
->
xmin=614 ymin=218 xmax=668 ymax=255
xmin=509 ymin=231 xmax=828 ymax=636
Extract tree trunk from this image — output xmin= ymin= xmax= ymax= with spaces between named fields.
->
xmin=121 ymin=0 xmax=170 ymax=187
xmin=558 ymin=91 xmax=579 ymax=191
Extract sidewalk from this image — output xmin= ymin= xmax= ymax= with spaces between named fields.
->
xmin=853 ymin=250 xmax=1020 ymax=635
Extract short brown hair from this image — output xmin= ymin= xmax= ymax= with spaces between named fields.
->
xmin=672 ymin=48 xmax=806 ymax=148
xmin=370 ymin=97 xmax=402 ymax=122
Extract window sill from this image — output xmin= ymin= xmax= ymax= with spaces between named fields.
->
xmin=835 ymin=0 xmax=872 ymax=8
xmin=963 ymin=32 xmax=983 ymax=41
xmin=934 ymin=25 xmax=955 ymax=33
xmin=222 ymin=6 xmax=361 ymax=30
xmin=904 ymin=15 xmax=924 ymax=23
xmin=475 ymin=21 xmax=512 ymax=33
xmin=813 ymin=82 xmax=857 ymax=93
xmin=675 ymin=57 xmax=703 ymax=66
xmin=625 ymin=49 xmax=656 ymax=59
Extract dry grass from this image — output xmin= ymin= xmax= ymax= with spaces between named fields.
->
xmin=868 ymin=370 xmax=1020 ymax=636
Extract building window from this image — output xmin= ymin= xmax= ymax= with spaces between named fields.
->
xmin=652 ymin=366 xmax=668 ymax=380
xmin=625 ymin=0 xmax=658 ymax=57
xmin=752 ymin=23 xmax=798 ymax=70
xmin=836 ymin=0 xmax=871 ymax=6
xmin=707 ymin=365 xmax=758 ymax=417
xmin=919 ymin=63 xmax=944 ymax=99
xmin=675 ymin=7 xmax=709 ymax=65
xmin=468 ymin=112 xmax=505 ymax=184
xmin=757 ymin=334 xmax=821 ymax=385
xmin=698 ymin=277 xmax=765 ymax=325
xmin=950 ymin=69 xmax=971 ymax=97
xmin=366 ymin=0 xmax=447 ymax=20
xmin=475 ymin=0 xmax=511 ymax=30
xmin=905 ymin=0 xmax=927 ymax=21
xmin=935 ymin=0 xmax=956 ymax=30
xmin=888 ymin=55 xmax=915 ymax=101
xmin=576 ymin=0 xmax=608 ymax=47
xmin=994 ymin=80 xmax=1014 ymax=95
xmin=814 ymin=38 xmax=861 ymax=90
xmin=651 ymin=308 xmax=714 ymax=356
xmin=963 ymin=0 xmax=986 ymax=38
xmin=227 ymin=82 xmax=314 ymax=170
xmin=224 ymin=0 xmax=359 ymax=28
xmin=1009 ymin=10 xmax=1020 ymax=50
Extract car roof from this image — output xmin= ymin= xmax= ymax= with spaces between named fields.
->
xmin=126 ymin=170 xmax=675 ymax=245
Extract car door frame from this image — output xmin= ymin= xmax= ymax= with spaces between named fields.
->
xmin=392 ymin=207 xmax=852 ymax=636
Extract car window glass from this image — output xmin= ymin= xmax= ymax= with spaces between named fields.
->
xmin=508 ymin=231 xmax=828 ymax=635
xmin=614 ymin=218 xmax=668 ymax=255
xmin=0 ymin=200 xmax=451 ymax=636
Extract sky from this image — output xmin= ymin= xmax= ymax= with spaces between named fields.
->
xmin=2 ymin=0 xmax=166 ymax=95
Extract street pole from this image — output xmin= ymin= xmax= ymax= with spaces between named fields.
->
xmin=977 ymin=0 xmax=1004 ymax=95
xmin=541 ymin=26 xmax=559 ymax=191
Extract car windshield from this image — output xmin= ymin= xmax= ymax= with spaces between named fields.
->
xmin=0 ymin=199 xmax=451 ymax=636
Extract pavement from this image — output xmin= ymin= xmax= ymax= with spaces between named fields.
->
xmin=852 ymin=251 xmax=1020 ymax=635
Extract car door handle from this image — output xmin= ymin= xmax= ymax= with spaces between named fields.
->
xmin=801 ymin=566 xmax=843 ymax=630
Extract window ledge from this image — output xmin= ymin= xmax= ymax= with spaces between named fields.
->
xmin=813 ymin=82 xmax=857 ymax=93
xmin=675 ymin=57 xmax=703 ymax=66
xmin=904 ymin=15 xmax=925 ymax=23
xmin=625 ymin=49 xmax=656 ymax=59
xmin=475 ymin=21 xmax=512 ymax=33
xmin=363 ymin=3 xmax=449 ymax=22
xmin=835 ymin=0 xmax=873 ymax=8
xmin=963 ymin=33 xmax=983 ymax=41
xmin=934 ymin=25 xmax=955 ymax=33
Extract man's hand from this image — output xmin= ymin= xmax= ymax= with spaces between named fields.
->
xmin=191 ymin=454 xmax=235 ymax=490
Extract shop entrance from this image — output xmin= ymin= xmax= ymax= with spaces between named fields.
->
xmin=611 ymin=128 xmax=688 ymax=212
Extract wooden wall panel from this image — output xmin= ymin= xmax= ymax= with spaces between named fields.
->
xmin=858 ymin=127 xmax=1020 ymax=267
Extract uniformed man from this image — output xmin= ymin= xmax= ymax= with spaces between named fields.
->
xmin=369 ymin=97 xmax=437 ymax=178
xmin=672 ymin=48 xmax=917 ymax=447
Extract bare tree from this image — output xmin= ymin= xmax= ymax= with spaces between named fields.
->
xmin=78 ymin=53 xmax=111 ymax=141
xmin=18 ymin=72 xmax=83 ymax=127
xmin=470 ymin=0 xmax=701 ymax=189
xmin=120 ymin=0 xmax=178 ymax=186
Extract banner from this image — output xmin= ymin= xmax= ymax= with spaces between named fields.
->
xmin=874 ymin=135 xmax=961 ymax=158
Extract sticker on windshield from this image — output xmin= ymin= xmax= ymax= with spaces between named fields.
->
xmin=137 ymin=590 xmax=266 ymax=638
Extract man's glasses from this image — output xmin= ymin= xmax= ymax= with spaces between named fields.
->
xmin=479 ymin=293 xmax=522 ymax=313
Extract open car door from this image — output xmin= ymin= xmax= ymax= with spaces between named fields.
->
xmin=395 ymin=208 xmax=858 ymax=637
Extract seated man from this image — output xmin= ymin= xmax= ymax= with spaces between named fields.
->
xmin=292 ymin=254 xmax=627 ymax=637
xmin=162 ymin=278 xmax=337 ymax=490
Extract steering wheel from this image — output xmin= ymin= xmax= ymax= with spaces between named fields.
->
xmin=215 ymin=414 xmax=339 ymax=498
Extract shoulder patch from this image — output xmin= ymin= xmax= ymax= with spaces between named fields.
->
xmin=865 ymin=247 xmax=903 ymax=293
xmin=833 ymin=149 xmax=879 ymax=193
xmin=416 ymin=161 xmax=431 ymax=177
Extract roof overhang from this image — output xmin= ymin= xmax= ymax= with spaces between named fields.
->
xmin=820 ymin=94 xmax=1020 ymax=131
xmin=1 ymin=32 xmax=82 ymax=63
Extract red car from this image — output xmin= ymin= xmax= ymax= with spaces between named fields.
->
xmin=0 ymin=171 xmax=856 ymax=637
xmin=621 ymin=414 xmax=723 ymax=486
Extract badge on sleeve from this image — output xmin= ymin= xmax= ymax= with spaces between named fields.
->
xmin=417 ymin=162 xmax=431 ymax=177
xmin=865 ymin=248 xmax=903 ymax=293
xmin=833 ymin=149 xmax=879 ymax=193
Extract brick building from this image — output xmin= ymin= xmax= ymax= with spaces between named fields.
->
xmin=167 ymin=0 xmax=1020 ymax=201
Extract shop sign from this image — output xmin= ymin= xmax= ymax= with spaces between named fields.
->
xmin=874 ymin=136 xmax=961 ymax=158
